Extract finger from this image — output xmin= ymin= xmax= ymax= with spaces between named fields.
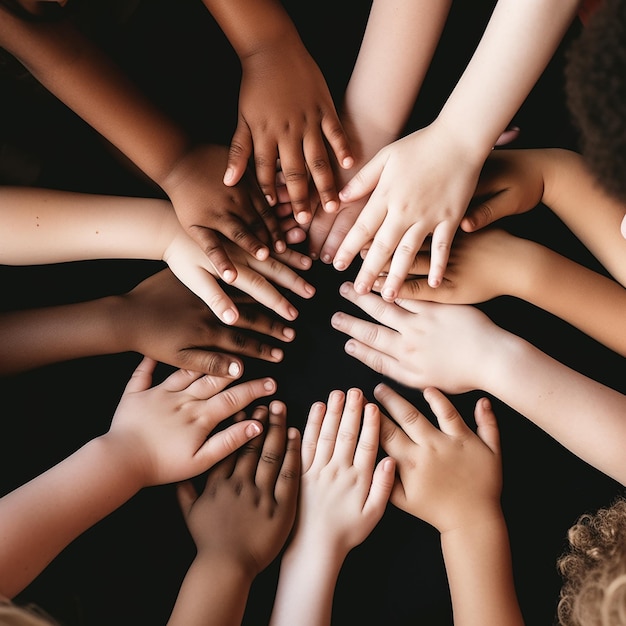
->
xmin=264 ymin=246 xmax=313 ymax=274
xmin=248 ymin=176 xmax=286 ymax=254
xmin=313 ymin=389 xmax=346 ymax=466
xmin=493 ymin=125 xmax=520 ymax=147
xmin=178 ymin=269 xmax=239 ymax=326
xmin=223 ymin=122 xmax=253 ymax=187
xmin=301 ymin=400 xmax=325 ymax=472
xmin=474 ymin=396 xmax=501 ymax=455
xmin=321 ymin=112 xmax=353 ymax=171
xmin=274 ymin=426 xmax=302 ymax=507
xmin=236 ymin=304 xmax=297 ymax=344
xmin=422 ymin=387 xmax=469 ymax=438
xmin=376 ymin=224 xmax=429 ymax=301
xmin=318 ymin=205 xmax=362 ymax=265
xmin=460 ymin=191 xmax=508 ymax=233
xmin=231 ymin=405 xmax=270 ymax=478
xmin=251 ymin=138 xmax=280 ymax=208
xmin=334 ymin=388 xmax=366 ymax=466
xmin=231 ymin=264 xmax=311 ymax=321
xmin=363 ymin=456 xmax=396 ymax=521
xmin=338 ymin=152 xmax=383 ymax=204
xmin=255 ymin=400 xmax=288 ymax=489
xmin=343 ymin=336 xmax=404 ymax=383
xmin=374 ymin=383 xmax=435 ymax=444
xmin=193 ymin=418 xmax=264 ymax=472
xmin=175 ymin=480 xmax=199 ymax=520
xmin=198 ymin=377 xmax=277 ymax=432
xmin=336 ymin=281 xmax=410 ymax=333
xmin=303 ymin=131 xmax=339 ymax=213
xmin=191 ymin=226 xmax=239 ymax=285
xmin=280 ymin=145 xmax=313 ymax=225
xmin=182 ymin=350 xmax=245 ymax=379
xmin=427 ymin=222 xmax=456 ymax=288
xmin=330 ymin=311 xmax=398 ymax=358
xmin=333 ymin=206 xmax=382 ymax=274
xmin=122 ymin=356 xmax=157 ymax=394
xmin=352 ymin=401 xmax=381 ymax=473
xmin=219 ymin=212 xmax=273 ymax=264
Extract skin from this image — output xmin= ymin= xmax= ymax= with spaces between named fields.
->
xmin=0 ymin=6 xmax=285 ymax=281
xmin=331 ymin=283 xmax=626 ymax=486
xmin=0 ymin=186 xmax=315 ymax=325
xmin=269 ymin=388 xmax=395 ymax=626
xmin=0 ymin=356 xmax=278 ymax=598
xmin=168 ymin=402 xmax=301 ymax=626
xmin=330 ymin=0 xmax=580 ymax=296
xmin=376 ymin=384 xmax=524 ymax=626
xmin=201 ymin=0 xmax=353 ymax=223
xmin=0 ymin=269 xmax=296 ymax=377
xmin=373 ymin=149 xmax=626 ymax=355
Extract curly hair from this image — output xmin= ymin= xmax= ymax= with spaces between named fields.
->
xmin=564 ymin=0 xmax=626 ymax=204
xmin=556 ymin=497 xmax=626 ymax=626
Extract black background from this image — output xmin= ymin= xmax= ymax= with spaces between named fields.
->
xmin=0 ymin=1 xmax=624 ymax=624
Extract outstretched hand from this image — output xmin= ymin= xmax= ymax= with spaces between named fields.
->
xmin=107 ymin=356 xmax=277 ymax=486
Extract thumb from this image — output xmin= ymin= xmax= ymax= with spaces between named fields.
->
xmin=338 ymin=151 xmax=385 ymax=203
xmin=474 ymin=397 xmax=501 ymax=455
xmin=122 ymin=356 xmax=157 ymax=394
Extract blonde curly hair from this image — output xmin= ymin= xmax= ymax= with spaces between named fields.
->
xmin=557 ymin=497 xmax=626 ymax=626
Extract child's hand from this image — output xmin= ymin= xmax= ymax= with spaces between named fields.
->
xmin=370 ymin=228 xmax=523 ymax=303
xmin=291 ymin=388 xmax=395 ymax=557
xmin=461 ymin=148 xmax=546 ymax=233
xmin=105 ymin=356 xmax=277 ymax=486
xmin=162 ymin=216 xmax=315 ymax=325
xmin=332 ymin=283 xmax=505 ymax=394
xmin=160 ymin=143 xmax=285 ymax=280
xmin=333 ymin=123 xmax=484 ymax=297
xmin=118 ymin=269 xmax=296 ymax=378
xmin=224 ymin=45 xmax=353 ymax=225
xmin=376 ymin=384 xmax=502 ymax=534
xmin=176 ymin=401 xmax=301 ymax=578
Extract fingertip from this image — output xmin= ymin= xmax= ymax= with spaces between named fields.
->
xmin=245 ymin=421 xmax=263 ymax=437
xmin=341 ymin=155 xmax=354 ymax=169
xmin=221 ymin=307 xmax=238 ymax=325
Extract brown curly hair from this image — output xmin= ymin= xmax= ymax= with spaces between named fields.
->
xmin=564 ymin=0 xmax=626 ymax=204
xmin=556 ymin=496 xmax=626 ymax=626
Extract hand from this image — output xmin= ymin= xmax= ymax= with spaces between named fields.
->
xmin=461 ymin=149 xmax=546 ymax=233
xmin=223 ymin=44 xmax=353 ymax=225
xmin=105 ymin=356 xmax=277 ymax=486
xmin=160 ymin=143 xmax=284 ymax=281
xmin=291 ymin=388 xmax=395 ymax=556
xmin=163 ymin=224 xmax=315 ymax=325
xmin=375 ymin=384 xmax=503 ymax=534
xmin=333 ymin=123 xmax=486 ymax=297
xmin=118 ymin=269 xmax=297 ymax=378
xmin=370 ymin=228 xmax=520 ymax=303
xmin=175 ymin=401 xmax=300 ymax=578
xmin=331 ymin=282 xmax=504 ymax=393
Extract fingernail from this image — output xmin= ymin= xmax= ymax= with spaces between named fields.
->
xmin=228 ymin=362 xmax=241 ymax=377
xmin=382 ymin=288 xmax=395 ymax=300
xmin=282 ymin=327 xmax=296 ymax=340
xmin=223 ymin=309 xmax=237 ymax=324
xmin=224 ymin=168 xmax=234 ymax=184
xmin=264 ymin=378 xmax=276 ymax=391
xmin=325 ymin=200 xmax=338 ymax=212
xmin=342 ymin=156 xmax=354 ymax=169
xmin=339 ymin=282 xmax=350 ymax=296
xmin=334 ymin=260 xmax=347 ymax=271
xmin=271 ymin=348 xmax=284 ymax=361
xmin=223 ymin=269 xmax=236 ymax=284
xmin=265 ymin=194 xmax=275 ymax=206
xmin=246 ymin=421 xmax=262 ymax=436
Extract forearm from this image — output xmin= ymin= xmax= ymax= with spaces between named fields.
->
xmin=0 ymin=435 xmax=143 ymax=597
xmin=0 ymin=187 xmax=175 ymax=264
xmin=343 ymin=0 xmax=452 ymax=155
xmin=0 ymin=295 xmax=128 ymax=375
xmin=168 ymin=556 xmax=253 ymax=626
xmin=480 ymin=331 xmax=626 ymax=485
xmin=0 ymin=12 xmax=190 ymax=185
xmin=540 ymin=149 xmax=626 ymax=286
xmin=269 ymin=542 xmax=343 ymax=626
xmin=441 ymin=514 xmax=524 ymax=626
xmin=201 ymin=0 xmax=303 ymax=59
xmin=511 ymin=239 xmax=626 ymax=356
xmin=437 ymin=0 xmax=579 ymax=155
